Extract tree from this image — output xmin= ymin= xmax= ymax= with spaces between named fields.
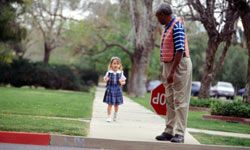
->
xmin=0 ymin=0 xmax=27 ymax=42
xmin=186 ymin=0 xmax=239 ymax=98
xmin=25 ymin=0 xmax=81 ymax=64
xmin=187 ymin=22 xmax=208 ymax=81
xmin=216 ymin=45 xmax=247 ymax=89
xmin=65 ymin=1 xmax=156 ymax=97
xmin=127 ymin=0 xmax=156 ymax=96
xmin=0 ymin=0 xmax=29 ymax=63
xmin=228 ymin=0 xmax=250 ymax=103
xmin=28 ymin=0 xmax=65 ymax=64
xmin=97 ymin=0 xmax=156 ymax=96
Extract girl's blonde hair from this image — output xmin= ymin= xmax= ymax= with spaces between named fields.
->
xmin=108 ymin=56 xmax=123 ymax=71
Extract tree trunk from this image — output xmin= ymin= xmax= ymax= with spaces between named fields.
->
xmin=230 ymin=0 xmax=250 ymax=103
xmin=128 ymin=56 xmax=147 ymax=97
xmin=43 ymin=42 xmax=52 ymax=64
xmin=247 ymin=51 xmax=250 ymax=103
xmin=241 ymin=11 xmax=250 ymax=103
xmin=188 ymin=1 xmax=239 ymax=99
xmin=199 ymin=38 xmax=219 ymax=98
xmin=128 ymin=47 xmax=152 ymax=97
xmin=128 ymin=0 xmax=155 ymax=97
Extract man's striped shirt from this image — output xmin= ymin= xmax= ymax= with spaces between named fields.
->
xmin=163 ymin=17 xmax=185 ymax=53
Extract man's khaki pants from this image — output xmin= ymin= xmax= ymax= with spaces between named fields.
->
xmin=162 ymin=57 xmax=192 ymax=136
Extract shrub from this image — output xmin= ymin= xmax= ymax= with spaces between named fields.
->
xmin=9 ymin=58 xmax=35 ymax=87
xmin=211 ymin=100 xmax=250 ymax=118
xmin=77 ymin=68 xmax=99 ymax=86
xmin=190 ymin=98 xmax=216 ymax=108
xmin=0 ymin=62 xmax=11 ymax=85
xmin=0 ymin=58 xmax=99 ymax=91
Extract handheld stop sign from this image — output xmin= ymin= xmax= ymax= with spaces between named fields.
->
xmin=150 ymin=83 xmax=167 ymax=115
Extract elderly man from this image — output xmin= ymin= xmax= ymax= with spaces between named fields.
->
xmin=155 ymin=3 xmax=192 ymax=143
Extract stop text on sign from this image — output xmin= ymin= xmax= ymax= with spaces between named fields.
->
xmin=152 ymin=93 xmax=166 ymax=105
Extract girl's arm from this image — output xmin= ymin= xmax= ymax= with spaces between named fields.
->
xmin=103 ymin=72 xmax=109 ymax=82
xmin=119 ymin=72 xmax=126 ymax=85
xmin=119 ymin=79 xmax=126 ymax=85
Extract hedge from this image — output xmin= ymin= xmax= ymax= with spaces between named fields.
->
xmin=211 ymin=100 xmax=250 ymax=118
xmin=190 ymin=98 xmax=216 ymax=108
xmin=0 ymin=58 xmax=99 ymax=91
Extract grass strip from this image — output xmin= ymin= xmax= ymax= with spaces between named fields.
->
xmin=0 ymin=86 xmax=95 ymax=136
xmin=188 ymin=111 xmax=250 ymax=134
xmin=0 ymin=114 xmax=88 ymax=136
xmin=191 ymin=132 xmax=250 ymax=147
xmin=0 ymin=87 xmax=94 ymax=118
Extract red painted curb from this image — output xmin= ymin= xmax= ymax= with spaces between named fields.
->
xmin=0 ymin=131 xmax=50 ymax=145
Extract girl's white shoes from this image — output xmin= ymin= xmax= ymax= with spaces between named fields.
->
xmin=106 ymin=117 xmax=112 ymax=122
xmin=106 ymin=113 xmax=117 ymax=122
xmin=113 ymin=113 xmax=117 ymax=121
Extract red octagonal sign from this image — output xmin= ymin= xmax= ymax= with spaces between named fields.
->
xmin=150 ymin=83 xmax=167 ymax=116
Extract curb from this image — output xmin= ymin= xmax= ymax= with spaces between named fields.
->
xmin=1 ymin=131 xmax=250 ymax=150
xmin=0 ymin=131 xmax=50 ymax=145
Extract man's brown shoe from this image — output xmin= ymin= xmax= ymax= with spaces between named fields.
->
xmin=155 ymin=132 xmax=173 ymax=141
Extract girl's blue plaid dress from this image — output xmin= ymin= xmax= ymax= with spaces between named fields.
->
xmin=103 ymin=71 xmax=125 ymax=105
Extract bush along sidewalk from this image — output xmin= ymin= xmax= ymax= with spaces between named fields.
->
xmin=190 ymin=98 xmax=250 ymax=124
xmin=190 ymin=98 xmax=217 ymax=108
xmin=0 ymin=58 xmax=99 ymax=91
xmin=211 ymin=100 xmax=250 ymax=118
xmin=190 ymin=98 xmax=250 ymax=117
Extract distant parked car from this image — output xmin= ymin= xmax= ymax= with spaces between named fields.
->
xmin=238 ymin=88 xmax=245 ymax=96
xmin=147 ymin=80 xmax=161 ymax=92
xmin=191 ymin=81 xmax=201 ymax=96
xmin=238 ymin=88 xmax=247 ymax=101
xmin=243 ymin=90 xmax=248 ymax=101
xmin=210 ymin=81 xmax=235 ymax=99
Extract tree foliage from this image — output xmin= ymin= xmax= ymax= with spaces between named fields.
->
xmin=64 ymin=0 xmax=157 ymax=97
xmin=216 ymin=45 xmax=248 ymax=89
xmin=224 ymin=0 xmax=250 ymax=103
xmin=63 ymin=1 xmax=132 ymax=73
xmin=0 ymin=0 xmax=30 ymax=63
xmin=183 ymin=0 xmax=240 ymax=98
xmin=187 ymin=22 xmax=208 ymax=81
xmin=0 ymin=0 xmax=27 ymax=42
xmin=24 ymin=0 xmax=86 ymax=64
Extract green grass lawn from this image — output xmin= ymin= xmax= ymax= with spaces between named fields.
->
xmin=191 ymin=132 xmax=250 ymax=147
xmin=129 ymin=93 xmax=153 ymax=112
xmin=0 ymin=114 xmax=88 ymax=136
xmin=129 ymin=93 xmax=250 ymax=134
xmin=0 ymin=86 xmax=95 ymax=136
xmin=188 ymin=111 xmax=250 ymax=134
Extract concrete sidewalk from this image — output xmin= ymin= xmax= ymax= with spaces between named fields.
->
xmin=88 ymin=85 xmax=200 ymax=144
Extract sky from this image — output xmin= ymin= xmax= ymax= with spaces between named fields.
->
xmin=62 ymin=0 xmax=118 ymax=20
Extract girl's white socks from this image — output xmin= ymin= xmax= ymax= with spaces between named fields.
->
xmin=113 ymin=112 xmax=117 ymax=121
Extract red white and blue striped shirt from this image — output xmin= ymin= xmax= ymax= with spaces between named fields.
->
xmin=163 ymin=17 xmax=185 ymax=53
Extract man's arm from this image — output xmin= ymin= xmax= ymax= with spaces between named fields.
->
xmin=167 ymin=20 xmax=185 ymax=84
xmin=167 ymin=51 xmax=183 ymax=84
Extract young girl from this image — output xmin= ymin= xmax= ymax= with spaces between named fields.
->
xmin=103 ymin=56 xmax=126 ymax=122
